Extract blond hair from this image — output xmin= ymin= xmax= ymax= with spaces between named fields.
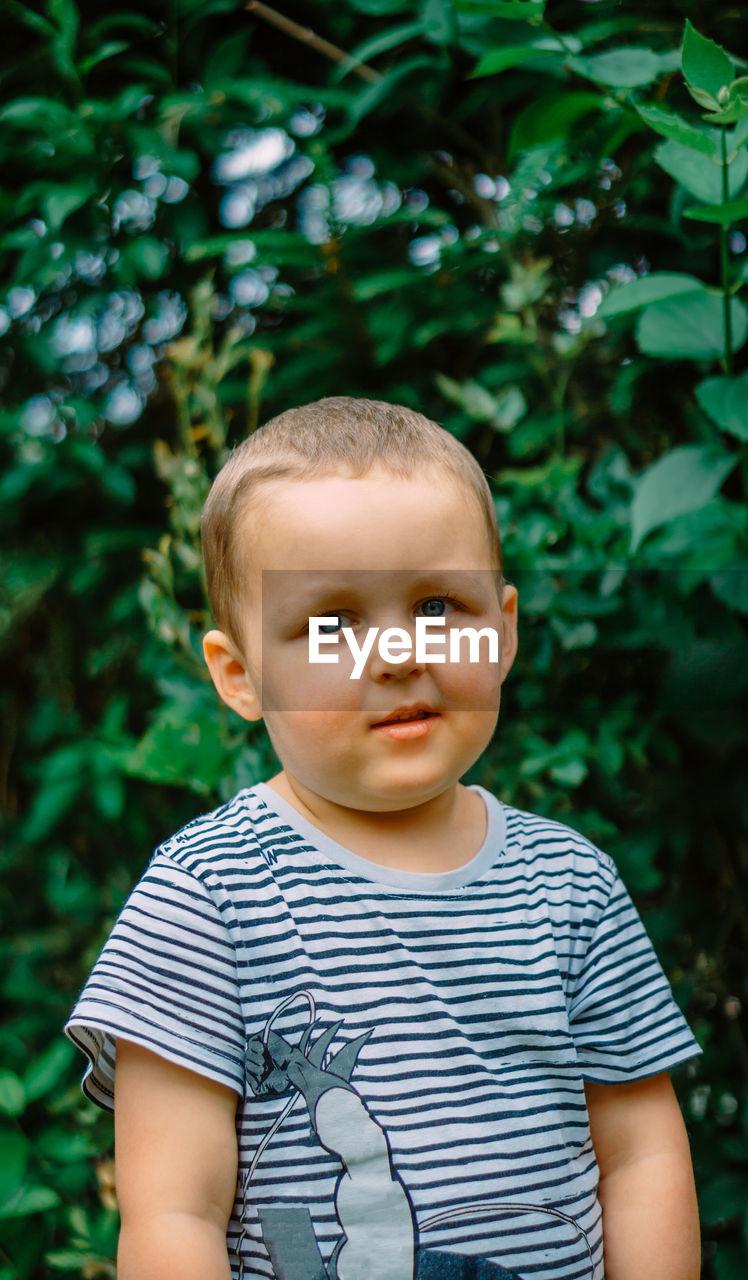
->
xmin=202 ymin=396 xmax=503 ymax=646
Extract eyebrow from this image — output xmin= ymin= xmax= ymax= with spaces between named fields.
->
xmin=261 ymin=574 xmax=363 ymax=628
xmin=261 ymin=570 xmax=495 ymax=622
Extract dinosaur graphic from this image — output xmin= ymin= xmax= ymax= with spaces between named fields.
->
xmin=242 ymin=992 xmax=414 ymax=1280
xmin=233 ymin=993 xmax=591 ymax=1280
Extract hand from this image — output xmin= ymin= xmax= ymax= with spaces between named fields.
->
xmin=245 ymin=1034 xmax=292 ymax=1097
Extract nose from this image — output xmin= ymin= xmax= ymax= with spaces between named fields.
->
xmin=368 ymin=622 xmax=426 ymax=682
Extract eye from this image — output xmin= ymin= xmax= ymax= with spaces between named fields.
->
xmin=315 ymin=613 xmax=354 ymax=634
xmin=416 ymin=596 xmax=459 ymax=618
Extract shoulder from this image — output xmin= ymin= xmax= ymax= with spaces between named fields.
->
xmin=152 ymin=784 xmax=292 ymax=881
xmin=499 ymin=801 xmax=618 ymax=897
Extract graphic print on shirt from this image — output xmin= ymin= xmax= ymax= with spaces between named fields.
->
xmin=238 ymin=991 xmax=538 ymax=1280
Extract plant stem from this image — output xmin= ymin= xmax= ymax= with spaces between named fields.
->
xmin=720 ymin=125 xmax=733 ymax=376
xmin=245 ymin=0 xmax=491 ymax=166
xmin=245 ymin=1 xmax=381 ymax=84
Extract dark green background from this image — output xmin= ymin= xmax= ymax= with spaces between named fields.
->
xmin=1 ymin=1 xmax=747 ymax=1275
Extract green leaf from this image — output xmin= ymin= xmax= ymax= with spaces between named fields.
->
xmin=550 ymin=618 xmax=598 ymax=651
xmin=47 ymin=0 xmax=80 ymax=84
xmin=0 ymin=1072 xmax=26 ymax=1118
xmin=682 ymin=20 xmax=734 ymax=110
xmin=648 ymin=498 xmax=745 ymax=567
xmin=683 ymin=194 xmax=748 ymax=225
xmin=636 ymin=293 xmax=748 ymax=359
xmin=85 ymin=12 xmax=162 ymax=41
xmin=710 ymin=568 xmax=748 ymax=614
xmin=703 ymin=90 xmax=748 ymax=126
xmin=349 ymin=0 xmax=410 ymax=12
xmin=569 ymin=47 xmax=664 ymax=89
xmin=6 ymin=1 xmax=57 ymax=38
xmin=335 ymin=20 xmax=426 ymax=81
xmin=630 ymin=445 xmax=738 ymax=551
xmin=634 ymin=102 xmax=717 ymax=155
xmin=22 ymin=774 xmax=84 ymax=843
xmin=598 ymin=273 xmax=705 ymax=318
xmin=123 ymin=697 xmax=233 ymax=794
xmin=713 ymin=1242 xmax=748 ymax=1280
xmin=83 ymin=83 xmax=151 ymax=125
xmin=46 ymin=1252 xmax=91 ymax=1270
xmin=121 ymin=236 xmax=170 ymax=279
xmin=202 ymin=29 xmax=252 ymax=88
xmin=508 ymin=90 xmax=603 ymax=157
xmin=454 ymin=0 xmax=545 ymax=19
xmin=42 ymin=181 xmax=95 ymax=230
xmin=435 ymin=375 xmax=527 ymax=429
xmin=94 ymin=773 xmax=125 ymax=820
xmin=549 ymin=760 xmax=588 ymax=786
xmin=0 ymin=96 xmax=79 ymax=132
xmin=49 ymin=0 xmax=80 ymax=45
xmin=472 ymin=36 xmax=579 ymax=78
xmin=23 ymin=1039 xmax=75 ymax=1103
xmin=696 ymin=374 xmax=748 ymax=441
xmin=37 ymin=1128 xmax=95 ymax=1164
xmin=492 ymin=385 xmax=528 ymax=431
xmin=595 ymin=731 xmax=624 ymax=777
xmin=349 ymin=54 xmax=435 ymax=122
xmin=0 ymin=1184 xmax=61 ymax=1219
xmin=708 ymin=102 xmax=748 ymax=124
xmin=353 ymin=268 xmax=421 ymax=300
xmin=0 ymin=1129 xmax=29 ymax=1207
xmin=422 ymin=0 xmax=453 ymax=45
xmin=699 ymin=1170 xmax=748 ymax=1225
xmin=185 ymin=235 xmax=262 ymax=265
xmin=116 ymin=53 xmax=172 ymax=86
xmin=518 ymin=729 xmax=590 ymax=783
xmin=78 ymin=39 xmax=131 ymax=75
xmin=654 ymin=140 xmax=748 ymax=205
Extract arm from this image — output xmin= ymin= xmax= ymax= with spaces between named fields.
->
xmin=114 ymin=1038 xmax=239 ymax=1280
xmin=585 ymin=1071 xmax=700 ymax=1280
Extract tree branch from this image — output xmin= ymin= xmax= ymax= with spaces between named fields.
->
xmin=245 ymin=1 xmax=492 ymax=167
xmin=245 ymin=1 xmax=382 ymax=85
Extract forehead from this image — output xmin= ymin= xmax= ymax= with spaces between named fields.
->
xmin=236 ymin=464 xmax=493 ymax=580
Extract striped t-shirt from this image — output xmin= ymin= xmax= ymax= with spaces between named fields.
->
xmin=66 ymin=782 xmax=700 ymax=1280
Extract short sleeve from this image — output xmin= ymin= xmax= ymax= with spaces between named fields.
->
xmin=65 ymin=853 xmax=246 ymax=1111
xmin=569 ymin=868 xmax=701 ymax=1082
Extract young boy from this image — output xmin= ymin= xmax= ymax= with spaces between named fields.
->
xmin=66 ymin=397 xmax=701 ymax=1280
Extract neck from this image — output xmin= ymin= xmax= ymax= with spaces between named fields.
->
xmin=264 ymin=773 xmax=486 ymax=873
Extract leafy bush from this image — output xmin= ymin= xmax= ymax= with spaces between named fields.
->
xmin=1 ymin=2 xmax=747 ymax=1276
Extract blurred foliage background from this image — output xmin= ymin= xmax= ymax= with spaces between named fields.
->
xmin=1 ymin=0 xmax=747 ymax=1275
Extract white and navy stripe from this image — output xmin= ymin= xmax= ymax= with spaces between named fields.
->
xmin=66 ymin=784 xmax=700 ymax=1280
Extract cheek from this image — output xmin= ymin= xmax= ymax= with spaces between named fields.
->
xmin=264 ymin=709 xmax=361 ymax=755
xmin=442 ymin=654 xmax=503 ymax=710
xmin=260 ymin=649 xmax=360 ymax=713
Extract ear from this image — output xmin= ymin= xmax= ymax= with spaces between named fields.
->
xmin=203 ymin=629 xmax=263 ymax=723
xmin=499 ymin=583 xmax=518 ymax=684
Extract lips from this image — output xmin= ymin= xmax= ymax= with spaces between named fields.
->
xmin=371 ymin=703 xmax=438 ymax=727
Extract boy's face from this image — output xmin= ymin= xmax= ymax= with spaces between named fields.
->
xmin=205 ymin=464 xmax=518 ymax=815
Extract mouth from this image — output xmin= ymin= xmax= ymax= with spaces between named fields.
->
xmin=371 ymin=704 xmax=439 ymax=728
